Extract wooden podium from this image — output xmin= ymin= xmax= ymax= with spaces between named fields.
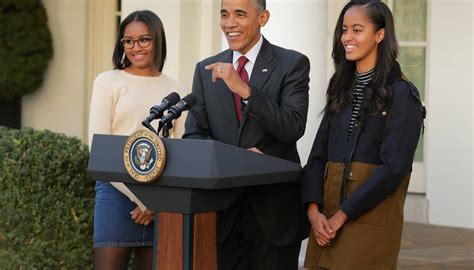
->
xmin=88 ymin=135 xmax=301 ymax=270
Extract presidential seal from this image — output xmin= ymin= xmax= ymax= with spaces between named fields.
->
xmin=123 ymin=129 xmax=166 ymax=183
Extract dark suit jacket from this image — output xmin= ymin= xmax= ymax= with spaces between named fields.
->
xmin=183 ymin=38 xmax=310 ymax=246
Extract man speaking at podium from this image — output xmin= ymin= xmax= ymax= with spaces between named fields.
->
xmin=184 ymin=0 xmax=310 ymax=269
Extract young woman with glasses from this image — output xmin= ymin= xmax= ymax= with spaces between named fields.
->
xmin=88 ymin=10 xmax=188 ymax=269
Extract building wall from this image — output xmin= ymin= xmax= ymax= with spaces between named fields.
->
xmin=472 ymin=0 xmax=474 ymax=228
xmin=25 ymin=0 xmax=473 ymax=229
xmin=86 ymin=0 xmax=119 ymax=141
xmin=22 ymin=0 xmax=88 ymax=140
xmin=426 ymin=0 xmax=473 ymax=228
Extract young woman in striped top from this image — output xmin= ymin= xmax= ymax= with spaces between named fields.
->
xmin=301 ymin=0 xmax=424 ymax=269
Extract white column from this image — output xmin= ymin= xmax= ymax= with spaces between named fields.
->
xmin=261 ymin=0 xmax=329 ymax=164
xmin=426 ymin=0 xmax=473 ymax=228
xmin=258 ymin=0 xmax=328 ymax=266
xmin=86 ymin=0 xmax=117 ymax=141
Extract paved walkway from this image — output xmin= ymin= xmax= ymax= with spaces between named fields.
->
xmin=299 ymin=222 xmax=474 ymax=269
xmin=398 ymin=222 xmax=474 ymax=269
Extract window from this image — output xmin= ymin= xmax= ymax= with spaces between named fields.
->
xmin=384 ymin=0 xmax=427 ymax=162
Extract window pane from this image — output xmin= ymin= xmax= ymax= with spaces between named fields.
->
xmin=394 ymin=0 xmax=427 ymax=41
xmin=398 ymin=46 xmax=425 ymax=161
xmin=398 ymin=46 xmax=425 ymax=100
xmin=414 ymin=135 xmax=424 ymax=162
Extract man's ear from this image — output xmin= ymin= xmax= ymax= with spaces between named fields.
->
xmin=376 ymin=28 xmax=385 ymax=44
xmin=259 ymin=10 xmax=270 ymax=27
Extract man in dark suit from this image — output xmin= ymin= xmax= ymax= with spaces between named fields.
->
xmin=183 ymin=0 xmax=310 ymax=269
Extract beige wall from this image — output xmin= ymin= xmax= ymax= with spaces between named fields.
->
xmin=22 ymin=0 xmax=145 ymax=143
xmin=22 ymin=0 xmax=89 ymax=140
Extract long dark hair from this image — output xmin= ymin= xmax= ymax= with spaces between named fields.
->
xmin=326 ymin=0 xmax=398 ymax=116
xmin=112 ymin=10 xmax=167 ymax=72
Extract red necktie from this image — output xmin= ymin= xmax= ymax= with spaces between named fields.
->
xmin=234 ymin=56 xmax=249 ymax=123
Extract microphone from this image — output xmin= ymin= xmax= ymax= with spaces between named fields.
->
xmin=142 ymin=92 xmax=181 ymax=128
xmin=160 ymin=94 xmax=197 ymax=124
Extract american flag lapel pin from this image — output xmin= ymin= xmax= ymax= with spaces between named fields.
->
xmin=262 ymin=68 xmax=268 ymax=73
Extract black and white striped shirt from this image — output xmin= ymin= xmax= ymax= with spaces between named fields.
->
xmin=348 ymin=69 xmax=374 ymax=137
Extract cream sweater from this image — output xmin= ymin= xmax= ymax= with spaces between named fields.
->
xmin=88 ymin=69 xmax=189 ymax=210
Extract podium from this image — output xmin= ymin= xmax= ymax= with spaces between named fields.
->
xmin=88 ymin=134 xmax=301 ymax=270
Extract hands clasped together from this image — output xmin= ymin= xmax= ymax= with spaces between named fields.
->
xmin=307 ymin=203 xmax=349 ymax=246
xmin=130 ymin=206 xmax=154 ymax=226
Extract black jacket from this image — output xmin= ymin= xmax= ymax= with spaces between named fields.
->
xmin=301 ymin=63 xmax=424 ymax=219
xmin=184 ymin=38 xmax=310 ymax=245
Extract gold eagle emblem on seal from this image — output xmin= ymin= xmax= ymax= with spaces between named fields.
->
xmin=123 ymin=129 xmax=166 ymax=183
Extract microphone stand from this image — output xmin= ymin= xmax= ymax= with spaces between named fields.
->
xmin=142 ymin=116 xmax=172 ymax=138
xmin=157 ymin=120 xmax=173 ymax=139
xmin=142 ymin=120 xmax=157 ymax=134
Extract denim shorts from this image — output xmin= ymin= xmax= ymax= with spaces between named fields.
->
xmin=93 ymin=181 xmax=154 ymax=248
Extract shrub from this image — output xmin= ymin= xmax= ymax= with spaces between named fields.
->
xmin=0 ymin=127 xmax=94 ymax=268
xmin=0 ymin=0 xmax=53 ymax=100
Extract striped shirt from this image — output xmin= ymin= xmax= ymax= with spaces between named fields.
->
xmin=348 ymin=69 xmax=374 ymax=137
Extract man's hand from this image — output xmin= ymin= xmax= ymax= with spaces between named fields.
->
xmin=307 ymin=203 xmax=335 ymax=246
xmin=205 ymin=62 xmax=252 ymax=99
xmin=130 ymin=206 xmax=154 ymax=226
xmin=247 ymin=147 xmax=263 ymax=154
xmin=328 ymin=209 xmax=348 ymax=233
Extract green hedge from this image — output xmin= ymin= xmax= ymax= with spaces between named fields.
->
xmin=0 ymin=0 xmax=53 ymax=100
xmin=0 ymin=127 xmax=94 ymax=268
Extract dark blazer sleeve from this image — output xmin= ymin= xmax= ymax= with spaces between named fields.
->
xmin=340 ymin=81 xmax=424 ymax=219
xmin=301 ymin=112 xmax=330 ymax=209
xmin=183 ymin=63 xmax=213 ymax=140
xmin=244 ymin=54 xmax=310 ymax=143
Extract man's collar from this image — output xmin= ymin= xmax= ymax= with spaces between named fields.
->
xmin=232 ymin=35 xmax=263 ymax=65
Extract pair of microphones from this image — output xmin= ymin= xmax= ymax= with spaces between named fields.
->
xmin=142 ymin=92 xmax=197 ymax=134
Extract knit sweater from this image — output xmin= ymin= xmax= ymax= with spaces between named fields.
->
xmin=88 ymin=69 xmax=189 ymax=209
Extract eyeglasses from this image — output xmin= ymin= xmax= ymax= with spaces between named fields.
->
xmin=120 ymin=36 xmax=152 ymax=49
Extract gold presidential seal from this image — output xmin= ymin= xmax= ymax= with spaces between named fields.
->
xmin=123 ymin=129 xmax=166 ymax=183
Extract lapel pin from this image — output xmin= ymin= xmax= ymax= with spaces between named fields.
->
xmin=262 ymin=68 xmax=268 ymax=72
